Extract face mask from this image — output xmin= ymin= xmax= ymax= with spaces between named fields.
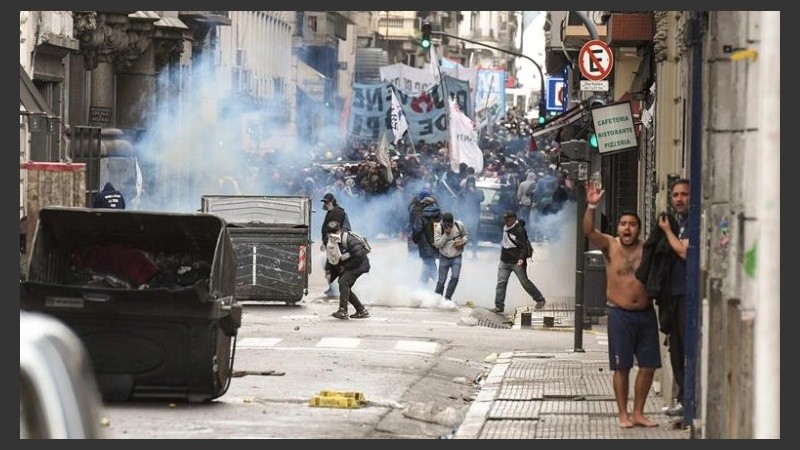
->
xmin=323 ymin=203 xmax=333 ymax=210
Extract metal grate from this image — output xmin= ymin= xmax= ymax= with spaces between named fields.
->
xmin=470 ymin=308 xmax=513 ymax=329
xmin=68 ymin=126 xmax=101 ymax=207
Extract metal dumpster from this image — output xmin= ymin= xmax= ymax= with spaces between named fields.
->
xmin=201 ymin=195 xmax=312 ymax=305
xmin=19 ymin=207 xmax=242 ymax=403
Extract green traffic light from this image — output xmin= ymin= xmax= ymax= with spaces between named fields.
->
xmin=421 ymin=22 xmax=432 ymax=50
xmin=538 ymin=116 xmax=545 ymax=124
xmin=589 ymin=133 xmax=598 ymax=148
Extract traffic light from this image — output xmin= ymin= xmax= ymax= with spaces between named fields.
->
xmin=537 ymin=98 xmax=547 ymax=124
xmin=586 ymin=94 xmax=606 ymax=148
xmin=421 ymin=22 xmax=432 ymax=49
xmin=588 ymin=132 xmax=598 ymax=148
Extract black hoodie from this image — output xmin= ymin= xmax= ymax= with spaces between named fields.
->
xmin=93 ymin=182 xmax=126 ymax=209
xmin=501 ymin=219 xmax=530 ymax=264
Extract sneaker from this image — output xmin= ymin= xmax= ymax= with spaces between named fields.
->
xmin=331 ymin=309 xmax=349 ymax=320
xmin=491 ymin=307 xmax=504 ymax=314
xmin=534 ymin=299 xmax=546 ymax=310
xmin=323 ymin=287 xmax=338 ymax=297
xmin=350 ymin=309 xmax=370 ymax=319
xmin=664 ymin=402 xmax=684 ymax=417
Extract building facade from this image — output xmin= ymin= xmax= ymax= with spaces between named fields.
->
xmin=19 ymin=11 xmax=365 ymax=212
xmin=542 ymin=9 xmax=780 ymax=439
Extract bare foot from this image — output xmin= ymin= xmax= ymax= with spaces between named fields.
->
xmin=618 ymin=414 xmax=634 ymax=428
xmin=631 ymin=415 xmax=659 ymax=427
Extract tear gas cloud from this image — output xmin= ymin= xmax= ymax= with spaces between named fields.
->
xmin=130 ymin=54 xmax=581 ymax=310
xmin=134 ymin=55 xmax=345 ymax=212
xmin=312 ymin=200 xmax=579 ymax=312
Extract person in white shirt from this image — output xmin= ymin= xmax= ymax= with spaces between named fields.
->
xmin=432 ymin=212 xmax=468 ymax=302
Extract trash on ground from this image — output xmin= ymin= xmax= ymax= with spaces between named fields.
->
xmin=402 ymin=401 xmax=466 ymax=428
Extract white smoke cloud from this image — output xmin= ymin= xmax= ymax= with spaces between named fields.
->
xmin=311 ymin=200 xmax=580 ymax=313
xmin=133 ymin=54 xmax=345 ymax=213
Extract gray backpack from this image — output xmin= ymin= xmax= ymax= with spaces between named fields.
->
xmin=344 ymin=231 xmax=372 ymax=254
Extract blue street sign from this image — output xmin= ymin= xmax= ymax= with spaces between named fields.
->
xmin=546 ymin=77 xmax=567 ymax=112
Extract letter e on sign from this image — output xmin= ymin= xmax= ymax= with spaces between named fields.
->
xmin=579 ymin=40 xmax=614 ymax=81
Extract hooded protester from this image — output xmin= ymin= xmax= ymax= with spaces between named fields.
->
xmin=93 ymin=182 xmax=126 ymax=209
xmin=411 ymin=193 xmax=442 ymax=285
xmin=324 ymin=220 xmax=371 ymax=320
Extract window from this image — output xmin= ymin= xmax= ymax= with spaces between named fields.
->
xmin=30 ymin=79 xmax=62 ymax=162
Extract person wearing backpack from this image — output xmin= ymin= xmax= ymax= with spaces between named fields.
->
xmin=492 ymin=210 xmax=546 ymax=314
xmin=432 ymin=212 xmax=468 ymax=303
xmin=410 ymin=191 xmax=442 ymax=285
xmin=324 ymin=220 xmax=371 ymax=320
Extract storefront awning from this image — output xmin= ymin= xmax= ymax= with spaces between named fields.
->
xmin=530 ymin=103 xmax=586 ymax=138
xmin=20 ymin=64 xmax=53 ymax=117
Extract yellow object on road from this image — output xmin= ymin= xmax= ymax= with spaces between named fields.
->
xmin=309 ymin=390 xmax=367 ymax=409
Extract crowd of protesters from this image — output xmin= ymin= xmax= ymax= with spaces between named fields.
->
xmin=230 ymin=108 xmax=577 ymax=243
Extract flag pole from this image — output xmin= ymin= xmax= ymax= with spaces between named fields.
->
xmin=430 ymin=42 xmax=453 ymax=161
xmin=430 ymin=41 xmax=450 ymax=140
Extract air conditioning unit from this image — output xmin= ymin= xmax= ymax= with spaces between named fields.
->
xmin=241 ymin=69 xmax=252 ymax=92
xmin=546 ymin=11 xmax=577 ymax=51
xmin=231 ymin=67 xmax=241 ymax=92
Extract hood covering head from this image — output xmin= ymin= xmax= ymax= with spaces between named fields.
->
xmin=326 ymin=221 xmax=342 ymax=233
xmin=418 ymin=189 xmax=431 ymax=200
xmin=422 ymin=202 xmax=441 ymax=218
xmin=102 ymin=182 xmax=115 ymax=191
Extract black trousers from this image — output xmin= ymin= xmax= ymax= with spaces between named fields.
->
xmin=337 ymin=266 xmax=368 ymax=312
xmin=667 ymin=295 xmax=686 ymax=403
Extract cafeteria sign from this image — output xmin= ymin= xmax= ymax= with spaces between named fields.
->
xmin=591 ymin=102 xmax=637 ymax=154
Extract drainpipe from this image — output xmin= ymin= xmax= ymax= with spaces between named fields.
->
xmin=564 ymin=11 xmax=596 ymax=352
xmin=754 ymin=10 xmax=780 ymax=439
xmin=684 ymin=11 xmax=705 ymax=432
xmin=570 ymin=11 xmax=599 ymax=40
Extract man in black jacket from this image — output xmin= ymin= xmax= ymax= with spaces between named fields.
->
xmin=634 ymin=178 xmax=689 ymax=421
xmin=320 ymin=193 xmax=351 ymax=297
xmin=492 ymin=211 xmax=546 ymax=314
xmin=659 ymin=179 xmax=690 ymax=419
xmin=324 ymin=221 xmax=370 ymax=320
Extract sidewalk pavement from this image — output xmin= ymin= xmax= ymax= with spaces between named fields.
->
xmin=454 ymin=307 xmax=692 ymax=439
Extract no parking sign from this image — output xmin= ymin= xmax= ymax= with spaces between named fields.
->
xmin=579 ymin=40 xmax=614 ymax=81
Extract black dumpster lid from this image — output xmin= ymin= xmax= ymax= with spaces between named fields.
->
xmin=36 ymin=207 xmax=228 ymax=255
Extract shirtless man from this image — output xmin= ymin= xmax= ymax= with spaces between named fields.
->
xmin=583 ymin=180 xmax=660 ymax=429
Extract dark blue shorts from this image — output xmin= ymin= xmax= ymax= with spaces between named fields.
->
xmin=607 ymin=305 xmax=662 ymax=370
